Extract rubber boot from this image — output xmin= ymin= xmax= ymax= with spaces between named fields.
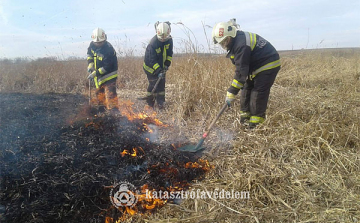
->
xmin=146 ymin=92 xmax=155 ymax=108
xmin=157 ymin=92 xmax=165 ymax=110
xmin=249 ymin=116 xmax=265 ymax=129
xmin=240 ymin=111 xmax=250 ymax=124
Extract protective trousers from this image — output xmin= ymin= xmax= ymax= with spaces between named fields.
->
xmin=240 ymin=66 xmax=280 ymax=125
xmin=146 ymin=73 xmax=165 ymax=108
xmin=95 ymin=78 xmax=118 ymax=112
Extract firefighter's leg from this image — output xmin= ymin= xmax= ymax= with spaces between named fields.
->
xmin=104 ymin=79 xmax=119 ymax=111
xmin=95 ymin=84 xmax=106 ymax=113
xmin=156 ymin=78 xmax=166 ymax=109
xmin=146 ymin=74 xmax=157 ymax=108
xmin=249 ymin=67 xmax=280 ymax=128
xmin=240 ymin=79 xmax=253 ymax=124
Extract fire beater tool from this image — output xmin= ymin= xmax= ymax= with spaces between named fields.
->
xmin=178 ymin=103 xmax=228 ymax=152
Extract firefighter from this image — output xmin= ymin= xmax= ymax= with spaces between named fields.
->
xmin=87 ymin=28 xmax=119 ymax=114
xmin=143 ymin=21 xmax=173 ymax=109
xmin=212 ymin=19 xmax=281 ymax=128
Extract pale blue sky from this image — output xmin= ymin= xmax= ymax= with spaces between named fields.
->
xmin=0 ymin=0 xmax=359 ymax=59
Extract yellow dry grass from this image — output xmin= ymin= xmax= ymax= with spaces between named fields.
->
xmin=1 ymin=48 xmax=359 ymax=222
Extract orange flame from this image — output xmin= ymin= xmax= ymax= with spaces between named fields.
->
xmin=118 ymin=99 xmax=167 ymax=127
xmin=121 ymin=147 xmax=145 ymax=157
xmin=78 ymin=97 xmax=214 ymax=222
xmin=184 ymin=159 xmax=214 ymax=171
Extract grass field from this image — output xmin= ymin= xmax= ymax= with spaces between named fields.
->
xmin=1 ymin=48 xmax=359 ymax=222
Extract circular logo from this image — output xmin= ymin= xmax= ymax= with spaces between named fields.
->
xmin=109 ymin=181 xmax=139 ymax=207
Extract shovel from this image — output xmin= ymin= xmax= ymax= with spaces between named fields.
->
xmin=178 ymin=103 xmax=228 ymax=152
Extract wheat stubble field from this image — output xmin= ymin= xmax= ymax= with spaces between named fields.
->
xmin=1 ymin=48 xmax=359 ymax=222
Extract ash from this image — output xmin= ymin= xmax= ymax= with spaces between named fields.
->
xmin=0 ymin=93 xmax=209 ymax=223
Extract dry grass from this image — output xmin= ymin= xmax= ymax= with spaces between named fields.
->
xmin=1 ymin=48 xmax=359 ymax=222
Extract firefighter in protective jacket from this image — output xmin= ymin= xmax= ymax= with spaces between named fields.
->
xmin=87 ymin=28 xmax=119 ymax=113
xmin=143 ymin=21 xmax=173 ymax=109
xmin=212 ymin=19 xmax=281 ymax=128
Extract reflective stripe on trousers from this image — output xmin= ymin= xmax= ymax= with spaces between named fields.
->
xmin=94 ymin=71 xmax=118 ymax=88
xmin=249 ymin=116 xmax=264 ymax=124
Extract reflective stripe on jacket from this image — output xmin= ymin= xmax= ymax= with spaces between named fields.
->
xmin=87 ymin=41 xmax=118 ymax=88
xmin=143 ymin=35 xmax=173 ymax=75
xmin=226 ymin=31 xmax=280 ymax=94
xmin=94 ymin=71 xmax=118 ymax=88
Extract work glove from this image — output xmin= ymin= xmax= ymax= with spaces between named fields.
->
xmin=164 ymin=60 xmax=171 ymax=67
xmin=87 ymin=63 xmax=95 ymax=73
xmin=153 ymin=68 xmax=163 ymax=76
xmin=87 ymin=70 xmax=96 ymax=79
xmin=225 ymin=91 xmax=236 ymax=107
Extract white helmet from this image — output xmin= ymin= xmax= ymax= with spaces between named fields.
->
xmin=212 ymin=21 xmax=237 ymax=44
xmin=91 ymin=28 xmax=107 ymax=43
xmin=155 ymin=22 xmax=171 ymax=42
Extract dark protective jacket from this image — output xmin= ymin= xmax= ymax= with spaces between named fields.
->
xmin=87 ymin=41 xmax=118 ymax=88
xmin=226 ymin=31 xmax=280 ymax=95
xmin=143 ymin=35 xmax=173 ymax=75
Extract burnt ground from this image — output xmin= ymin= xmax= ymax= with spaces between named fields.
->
xmin=0 ymin=93 xmax=209 ymax=223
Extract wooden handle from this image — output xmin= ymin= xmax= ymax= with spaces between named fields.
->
xmin=151 ymin=70 xmax=167 ymax=94
xmin=151 ymin=77 xmax=162 ymax=94
xmin=204 ymin=103 xmax=228 ymax=137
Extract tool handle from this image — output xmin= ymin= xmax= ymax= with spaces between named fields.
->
xmin=151 ymin=77 xmax=162 ymax=94
xmin=88 ymin=79 xmax=91 ymax=106
xmin=151 ymin=70 xmax=167 ymax=94
xmin=203 ymin=103 xmax=228 ymax=138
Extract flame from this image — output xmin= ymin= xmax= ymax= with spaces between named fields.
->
xmin=143 ymin=124 xmax=154 ymax=133
xmin=105 ymin=184 xmax=169 ymax=223
xmin=74 ymin=97 xmax=214 ymax=221
xmin=184 ymin=159 xmax=214 ymax=171
xmin=125 ymin=207 xmax=137 ymax=216
xmin=137 ymin=184 xmax=168 ymax=210
xmin=104 ymin=159 xmax=213 ymax=221
xmin=118 ymin=99 xmax=167 ymax=127
xmin=121 ymin=147 xmax=145 ymax=157
xmin=92 ymin=91 xmax=118 ymax=110
xmin=87 ymin=92 xmax=166 ymax=129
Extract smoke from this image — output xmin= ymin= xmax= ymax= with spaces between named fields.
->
xmin=0 ymin=92 xmax=210 ymax=222
xmin=145 ymin=124 xmax=159 ymax=142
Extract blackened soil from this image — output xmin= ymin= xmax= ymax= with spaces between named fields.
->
xmin=0 ymin=93 xmax=208 ymax=223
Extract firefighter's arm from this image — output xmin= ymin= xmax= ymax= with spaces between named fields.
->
xmin=227 ymin=45 xmax=251 ymax=95
xmin=86 ymin=46 xmax=94 ymax=72
xmin=148 ymin=45 xmax=162 ymax=75
xmin=97 ymin=46 xmax=117 ymax=75
xmin=164 ymin=39 xmax=173 ymax=68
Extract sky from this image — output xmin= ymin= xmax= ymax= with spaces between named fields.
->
xmin=0 ymin=0 xmax=359 ymax=59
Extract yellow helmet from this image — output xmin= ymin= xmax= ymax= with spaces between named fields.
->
xmin=212 ymin=21 xmax=237 ymax=44
xmin=91 ymin=28 xmax=107 ymax=43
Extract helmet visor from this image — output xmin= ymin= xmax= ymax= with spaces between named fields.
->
xmin=214 ymin=36 xmax=226 ymax=45
xmin=157 ymin=34 xmax=170 ymax=42
xmin=219 ymin=36 xmax=231 ymax=50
